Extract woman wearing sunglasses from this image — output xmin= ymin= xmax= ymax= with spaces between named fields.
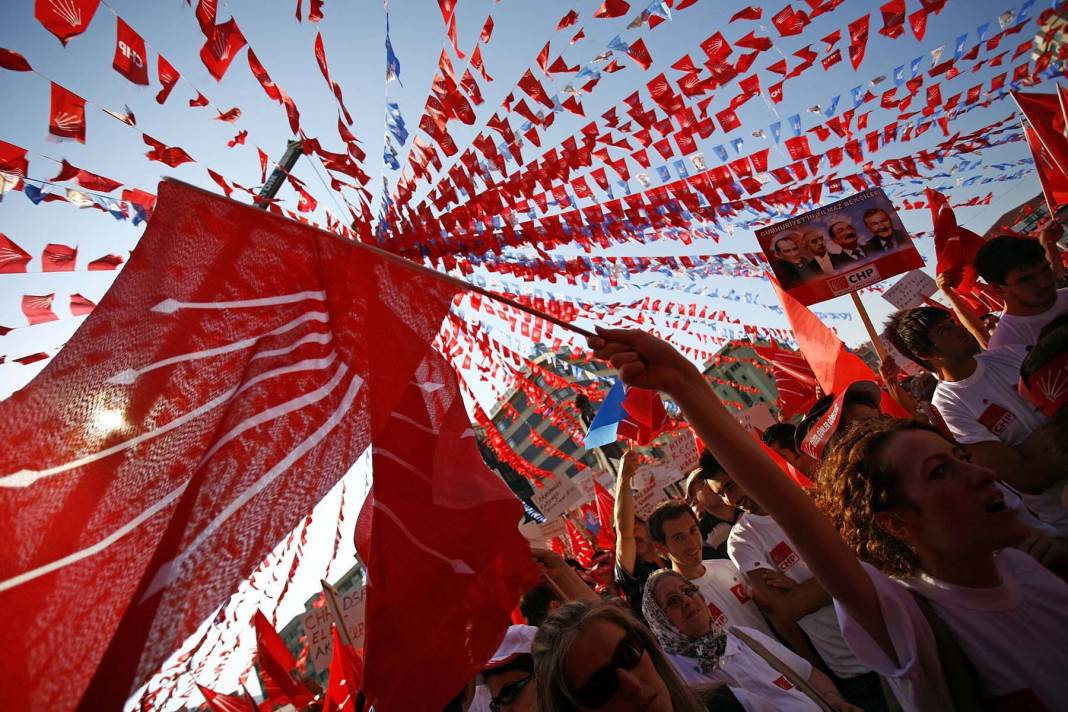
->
xmin=532 ymin=599 xmax=706 ymax=711
xmin=642 ymin=569 xmax=859 ymax=712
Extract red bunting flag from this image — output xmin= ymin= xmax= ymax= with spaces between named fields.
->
xmin=594 ymin=0 xmax=631 ymax=18
xmin=35 ymin=0 xmax=101 ymax=45
xmin=21 ymin=293 xmax=58 ymax=324
xmin=0 ymin=48 xmax=32 ymax=72
xmin=0 ymin=140 xmax=29 ymax=178
xmin=626 ymin=38 xmax=653 ymax=70
xmin=593 ymin=480 xmax=616 ymax=550
xmin=772 ymin=5 xmax=805 ymax=36
xmin=0 ymin=234 xmax=32 ymax=273
xmin=143 ymin=134 xmax=194 ymax=167
xmin=70 ymin=293 xmax=96 ymax=316
xmin=557 ymin=9 xmax=579 ymax=29
xmin=730 ymin=5 xmax=763 ymax=22
xmin=89 ymin=254 xmax=124 ymax=270
xmin=194 ymin=0 xmax=218 ymax=34
xmin=113 ymin=17 xmax=149 ymax=85
xmin=481 ymin=15 xmax=494 ymax=43
xmin=42 ymin=244 xmax=77 ymax=272
xmin=518 ymin=69 xmax=554 ymax=108
xmin=49 ymin=83 xmax=87 ymax=143
xmin=155 ymin=55 xmax=180 ymax=104
xmin=254 ymin=610 xmax=315 ymax=708
xmin=200 ymin=18 xmax=246 ymax=81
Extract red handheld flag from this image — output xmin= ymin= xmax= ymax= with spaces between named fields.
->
xmin=113 ymin=17 xmax=149 ymax=85
xmin=35 ymin=0 xmax=101 ymax=45
xmin=593 ymin=480 xmax=616 ymax=550
xmin=254 ymin=610 xmax=315 ymax=708
xmin=49 ymin=83 xmax=87 ymax=143
xmin=323 ymin=625 xmax=364 ymax=712
xmin=196 ymin=683 xmax=258 ymax=712
xmin=566 ymin=517 xmax=596 ymax=567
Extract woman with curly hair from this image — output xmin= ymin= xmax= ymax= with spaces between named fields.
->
xmin=587 ymin=327 xmax=1068 ymax=711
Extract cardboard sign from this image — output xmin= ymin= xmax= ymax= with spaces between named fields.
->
xmin=881 ymin=269 xmax=938 ymax=310
xmin=735 ymin=403 xmax=777 ymax=434
xmin=633 ymin=476 xmax=663 ymax=519
xmin=304 ymin=584 xmax=367 ymax=672
xmin=756 ymin=188 xmax=923 ymax=305
xmin=519 ymin=516 xmax=569 ymax=548
xmin=664 ymin=430 xmax=700 ymax=475
xmin=531 ymin=474 xmax=585 ymax=521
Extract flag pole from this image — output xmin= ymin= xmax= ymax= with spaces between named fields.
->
xmin=849 ymin=291 xmax=888 ymax=362
xmin=320 ymin=579 xmax=357 ymax=649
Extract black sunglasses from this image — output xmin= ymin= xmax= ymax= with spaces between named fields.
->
xmin=490 ymin=675 xmax=532 ymax=712
xmin=571 ymin=628 xmax=646 ymax=709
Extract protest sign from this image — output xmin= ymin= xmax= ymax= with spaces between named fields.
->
xmin=304 ymin=584 xmax=368 ymax=672
xmin=664 ymin=430 xmax=699 ymax=475
xmin=531 ymin=474 xmax=585 ymax=520
xmin=757 ymin=188 xmax=923 ymax=306
xmin=881 ymin=269 xmax=939 ymax=310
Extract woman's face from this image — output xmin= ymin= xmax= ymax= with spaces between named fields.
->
xmin=565 ymin=620 xmax=672 ymax=712
xmin=880 ymin=430 xmax=1028 ymax=559
xmin=653 ymin=576 xmax=711 ymax=639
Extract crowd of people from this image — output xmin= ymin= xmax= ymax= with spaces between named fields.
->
xmin=436 ymin=225 xmax=1068 ymax=712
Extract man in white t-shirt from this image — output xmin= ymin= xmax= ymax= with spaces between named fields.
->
xmin=885 ymin=306 xmax=1068 ymax=532
xmin=704 ymin=469 xmax=889 ymax=711
xmin=974 ymin=233 xmax=1068 ymax=349
xmin=645 ymin=500 xmax=772 ymax=637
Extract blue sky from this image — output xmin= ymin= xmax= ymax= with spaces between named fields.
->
xmin=0 ymin=0 xmax=1061 ymax=705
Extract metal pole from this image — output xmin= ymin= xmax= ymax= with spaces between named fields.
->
xmin=257 ymin=139 xmax=305 ymax=208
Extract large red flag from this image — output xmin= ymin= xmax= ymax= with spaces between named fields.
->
xmin=113 ymin=17 xmax=149 ymax=85
xmin=772 ymin=280 xmax=907 ymax=417
xmin=1022 ymin=121 xmax=1068 ymax=215
xmin=1012 ymin=90 xmax=1068 ymax=177
xmin=254 ymin=610 xmax=315 ymax=708
xmin=49 ymin=82 xmax=87 ymax=143
xmin=752 ymin=342 xmax=819 ymax=420
xmin=35 ymin=0 xmax=101 ymax=45
xmin=0 ymin=179 xmax=469 ymax=709
xmin=323 ymin=625 xmax=363 ymax=712
xmin=355 ymin=343 xmax=538 ymax=711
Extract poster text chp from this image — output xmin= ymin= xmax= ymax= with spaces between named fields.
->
xmin=756 ymin=188 xmax=923 ymax=306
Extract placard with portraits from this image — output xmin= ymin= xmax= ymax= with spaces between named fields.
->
xmin=756 ymin=188 xmax=923 ymax=305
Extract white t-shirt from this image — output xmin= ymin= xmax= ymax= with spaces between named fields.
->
xmin=668 ymin=626 xmax=818 ymax=712
xmin=728 ymin=514 xmax=870 ymax=678
xmin=988 ymin=287 xmax=1068 ymax=349
xmin=834 ymin=549 xmax=1068 ymax=711
xmin=932 ymin=347 xmax=1067 ymax=532
xmin=689 ymin=559 xmax=773 ymax=638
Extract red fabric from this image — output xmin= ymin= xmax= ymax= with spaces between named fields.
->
xmin=42 ymin=243 xmax=77 ymax=272
xmin=565 ymin=518 xmax=595 ymax=567
xmin=730 ymin=5 xmax=763 ymax=22
xmin=254 ymin=610 xmax=314 ymax=707
xmin=0 ymin=180 xmax=471 ymax=708
xmin=35 ymin=0 xmax=100 ymax=45
xmin=618 ymin=385 xmax=668 ymax=444
xmin=355 ymin=337 xmax=538 ymax=711
xmin=752 ymin=343 xmax=819 ymax=420
xmin=0 ymin=233 xmax=32 ymax=273
xmin=70 ymin=294 xmax=96 ymax=316
xmin=1013 ymin=90 xmax=1068 ymax=178
xmin=593 ymin=480 xmax=616 ymax=550
xmin=196 ymin=684 xmax=258 ymax=712
xmin=594 ymin=0 xmax=631 ymax=18
xmin=89 ymin=254 xmax=124 ymax=270
xmin=156 ymin=55 xmax=180 ymax=104
xmin=0 ymin=48 xmax=32 ymax=71
xmin=626 ymin=38 xmax=653 ymax=70
xmin=925 ymin=187 xmax=991 ymax=301
xmin=49 ymin=83 xmax=87 ymax=143
xmin=773 ymin=280 xmax=907 ymax=417
xmin=323 ymin=625 xmax=364 ymax=712
xmin=21 ymin=293 xmax=57 ymax=324
xmin=113 ymin=17 xmax=149 ymax=85
xmin=143 ymin=134 xmax=194 ymax=167
xmin=200 ymin=18 xmax=246 ymax=81
xmin=755 ymin=438 xmax=812 ymax=489
xmin=1023 ymin=122 xmax=1068 ymax=214
xmin=0 ymin=140 xmax=29 ymax=177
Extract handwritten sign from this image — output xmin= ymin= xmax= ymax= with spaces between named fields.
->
xmin=532 ymin=474 xmax=585 ymax=520
xmin=881 ymin=269 xmax=938 ymax=310
xmin=633 ymin=476 xmax=662 ymax=519
xmin=664 ymin=431 xmax=700 ymax=475
xmin=304 ymin=584 xmax=367 ymax=672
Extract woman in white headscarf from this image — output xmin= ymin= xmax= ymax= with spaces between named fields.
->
xmin=642 ymin=569 xmax=860 ymax=712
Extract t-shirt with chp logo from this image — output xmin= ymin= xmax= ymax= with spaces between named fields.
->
xmin=689 ymin=559 xmax=773 ymax=639
xmin=729 ymin=513 xmax=871 ymax=678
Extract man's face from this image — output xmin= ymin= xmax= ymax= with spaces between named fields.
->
xmin=769 ymin=443 xmax=800 ymax=467
xmin=999 ymin=261 xmax=1057 ymax=311
xmin=927 ymin=317 xmax=980 ymax=363
xmin=633 ymin=521 xmax=657 ymax=563
xmin=864 ymin=210 xmax=893 ymax=239
xmin=830 ymin=221 xmax=859 ymax=250
xmin=486 ymin=668 xmax=536 ymax=712
xmin=803 ymin=230 xmax=827 ymax=257
xmin=707 ymin=474 xmax=763 ymax=515
xmin=655 ymin=512 xmax=704 ymax=569
xmin=775 ymin=237 xmax=802 ymax=264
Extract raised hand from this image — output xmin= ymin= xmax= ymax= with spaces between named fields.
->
xmin=587 ymin=326 xmax=699 ymax=396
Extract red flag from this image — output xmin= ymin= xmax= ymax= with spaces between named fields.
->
xmin=0 ymin=140 xmax=29 ymax=178
xmin=196 ymin=684 xmax=258 ymax=712
xmin=76 ymin=168 xmax=122 ymax=193
xmin=772 ymin=5 xmax=805 ymax=36
xmin=35 ymin=0 xmax=100 ymax=45
xmin=756 ymin=437 xmax=812 ymax=489
xmin=1012 ymin=90 xmax=1068 ymax=177
xmin=925 ymin=187 xmax=1001 ymax=312
xmin=254 ymin=610 xmax=315 ymax=708
xmin=626 ymin=38 xmax=653 ymax=70
xmin=593 ymin=480 xmax=616 ymax=550
xmin=518 ymin=70 xmax=553 ymax=109
xmin=70 ymin=293 xmax=96 ymax=316
xmin=49 ymin=83 xmax=87 ymax=143
xmin=42 ymin=243 xmax=77 ymax=272
xmin=481 ymin=16 xmax=494 ymax=43
xmin=730 ymin=5 xmax=763 ymax=22
xmin=618 ymin=385 xmax=669 ymax=444
xmin=557 ymin=10 xmax=578 ymax=29
xmin=773 ymin=280 xmax=907 ymax=417
xmin=1022 ymin=120 xmax=1068 ymax=215
xmin=0 ymin=180 xmax=472 ymax=708
xmin=194 ymin=0 xmax=218 ymax=34
xmin=355 ymin=339 xmax=538 ymax=710
xmin=200 ymin=18 xmax=246 ymax=81
xmin=21 ymin=293 xmax=57 ymax=324
xmin=0 ymin=48 xmax=32 ymax=72
xmin=143 ymin=134 xmax=194 ymax=167
xmin=594 ymin=0 xmax=631 ymax=18
xmin=89 ymin=254 xmax=124 ymax=270
xmin=323 ymin=626 xmax=364 ymax=712
xmin=753 ymin=342 xmax=819 ymax=420
xmin=112 ymin=17 xmax=149 ymax=85
xmin=566 ymin=517 xmax=596 ymax=567
xmin=0 ymin=233 xmax=32 ymax=273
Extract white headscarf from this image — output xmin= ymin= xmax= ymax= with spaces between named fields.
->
xmin=641 ymin=569 xmax=727 ymax=674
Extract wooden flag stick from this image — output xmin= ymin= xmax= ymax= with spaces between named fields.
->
xmin=320 ymin=578 xmax=356 ymax=649
xmin=850 ymin=291 xmax=889 ymax=362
